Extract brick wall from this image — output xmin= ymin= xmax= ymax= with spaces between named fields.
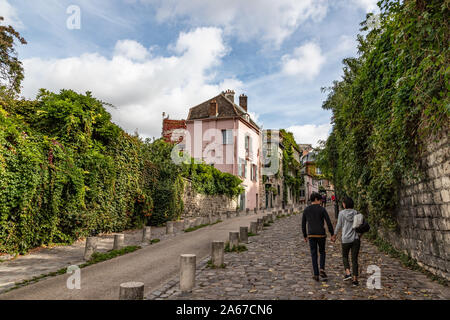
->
xmin=162 ymin=118 xmax=186 ymax=143
xmin=379 ymin=125 xmax=450 ymax=280
xmin=182 ymin=178 xmax=238 ymax=218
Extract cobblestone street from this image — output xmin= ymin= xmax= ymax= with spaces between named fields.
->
xmin=149 ymin=211 xmax=450 ymax=300
xmin=0 ymin=221 xmax=186 ymax=293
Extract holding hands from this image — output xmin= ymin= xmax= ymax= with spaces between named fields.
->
xmin=330 ymin=234 xmax=336 ymax=243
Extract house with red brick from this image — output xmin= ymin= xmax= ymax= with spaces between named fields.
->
xmin=162 ymin=90 xmax=262 ymax=210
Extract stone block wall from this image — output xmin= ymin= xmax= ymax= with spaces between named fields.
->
xmin=182 ymin=179 xmax=238 ymax=218
xmin=379 ymin=126 xmax=450 ymax=280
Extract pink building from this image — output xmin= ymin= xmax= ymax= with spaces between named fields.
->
xmin=180 ymin=90 xmax=261 ymax=210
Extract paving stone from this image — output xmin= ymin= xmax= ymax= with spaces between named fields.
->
xmin=154 ymin=208 xmax=449 ymax=300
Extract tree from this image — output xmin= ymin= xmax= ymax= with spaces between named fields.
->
xmin=0 ymin=16 xmax=27 ymax=95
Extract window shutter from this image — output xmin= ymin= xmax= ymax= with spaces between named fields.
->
xmin=227 ymin=130 xmax=233 ymax=144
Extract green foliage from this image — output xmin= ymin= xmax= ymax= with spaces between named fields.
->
xmin=224 ymin=242 xmax=248 ymax=253
xmin=182 ymin=159 xmax=244 ymax=198
xmin=0 ymin=88 xmax=244 ymax=254
xmin=317 ymin=0 xmax=449 ymax=229
xmin=0 ymin=17 xmax=27 ymax=94
xmin=206 ymin=259 xmax=226 ymax=269
xmin=0 ymin=89 xmax=154 ymax=253
xmin=86 ymin=245 xmax=141 ymax=265
xmin=279 ymin=129 xmax=303 ymax=204
xmin=184 ymin=219 xmax=222 ymax=233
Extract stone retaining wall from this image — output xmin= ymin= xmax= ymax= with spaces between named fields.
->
xmin=379 ymin=126 xmax=450 ymax=280
xmin=182 ymin=179 xmax=238 ymax=218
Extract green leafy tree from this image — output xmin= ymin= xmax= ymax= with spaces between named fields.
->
xmin=0 ymin=16 xmax=27 ymax=95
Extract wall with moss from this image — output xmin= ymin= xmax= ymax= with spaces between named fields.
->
xmin=379 ymin=126 xmax=450 ymax=280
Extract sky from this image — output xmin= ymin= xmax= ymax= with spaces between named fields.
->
xmin=1 ymin=0 xmax=379 ymax=146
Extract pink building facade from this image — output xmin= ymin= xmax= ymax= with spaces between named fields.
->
xmin=175 ymin=90 xmax=261 ymax=210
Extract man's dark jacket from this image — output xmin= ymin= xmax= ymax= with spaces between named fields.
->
xmin=302 ymin=204 xmax=334 ymax=238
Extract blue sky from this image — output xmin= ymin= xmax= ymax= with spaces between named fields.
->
xmin=1 ymin=0 xmax=378 ymax=146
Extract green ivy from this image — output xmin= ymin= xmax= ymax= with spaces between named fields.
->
xmin=317 ymin=0 xmax=449 ymax=229
xmin=0 ymin=89 xmax=244 ymax=254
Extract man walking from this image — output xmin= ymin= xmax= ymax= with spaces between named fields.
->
xmin=302 ymin=192 xmax=334 ymax=281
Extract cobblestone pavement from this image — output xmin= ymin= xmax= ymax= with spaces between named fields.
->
xmin=149 ymin=212 xmax=450 ymax=300
xmin=0 ymin=221 xmax=187 ymax=293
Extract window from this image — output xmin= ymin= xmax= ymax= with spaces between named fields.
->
xmin=245 ymin=135 xmax=252 ymax=151
xmin=251 ymin=164 xmax=258 ymax=182
xmin=244 ymin=160 xmax=248 ymax=178
xmin=222 ymin=129 xmax=233 ymax=145
xmin=238 ymin=158 xmax=244 ymax=176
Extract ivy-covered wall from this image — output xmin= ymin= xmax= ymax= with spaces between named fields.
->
xmin=0 ymin=89 xmax=243 ymax=255
xmin=316 ymin=0 xmax=449 ymax=278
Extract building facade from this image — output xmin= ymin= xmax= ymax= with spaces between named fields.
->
xmin=163 ymin=90 xmax=261 ymax=211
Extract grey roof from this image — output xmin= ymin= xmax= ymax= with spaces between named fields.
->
xmin=187 ymin=92 xmax=260 ymax=129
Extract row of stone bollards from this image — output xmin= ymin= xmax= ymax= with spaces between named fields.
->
xmin=117 ymin=206 xmax=306 ymax=299
xmin=83 ymin=224 xmax=172 ymax=261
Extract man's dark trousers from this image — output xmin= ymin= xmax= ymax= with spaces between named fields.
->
xmin=309 ymin=237 xmax=326 ymax=276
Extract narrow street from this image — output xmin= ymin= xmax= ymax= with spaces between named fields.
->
xmin=0 ymin=212 xmax=268 ymax=300
xmin=151 ymin=209 xmax=450 ymax=300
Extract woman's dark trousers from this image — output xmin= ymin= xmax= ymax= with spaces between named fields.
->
xmin=342 ymin=239 xmax=360 ymax=276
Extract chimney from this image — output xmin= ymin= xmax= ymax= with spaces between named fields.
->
xmin=209 ymin=99 xmax=218 ymax=117
xmin=224 ymin=89 xmax=235 ymax=103
xmin=239 ymin=94 xmax=248 ymax=112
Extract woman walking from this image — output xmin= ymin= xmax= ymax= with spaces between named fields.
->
xmin=331 ymin=196 xmax=361 ymax=286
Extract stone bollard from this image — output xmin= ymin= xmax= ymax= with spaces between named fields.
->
xmin=113 ymin=234 xmax=125 ymax=251
xmin=142 ymin=226 xmax=151 ymax=242
xmin=246 ymin=208 xmax=250 ymax=215
xmin=119 ymin=282 xmax=144 ymax=300
xmin=257 ymin=218 xmax=263 ymax=231
xmin=226 ymin=212 xmax=231 ymax=219
xmin=84 ymin=237 xmax=97 ymax=261
xmin=211 ymin=241 xmax=224 ymax=267
xmin=183 ymin=219 xmax=191 ymax=231
xmin=254 ymin=208 xmax=257 ymax=214
xmin=268 ymin=213 xmax=273 ymax=223
xmin=229 ymin=232 xmax=239 ymax=248
xmin=166 ymin=221 xmax=174 ymax=234
xmin=240 ymin=227 xmax=249 ymax=244
xmin=180 ymin=254 xmax=196 ymax=293
xmin=250 ymin=221 xmax=258 ymax=234
xmin=208 ymin=213 xmax=213 ymax=224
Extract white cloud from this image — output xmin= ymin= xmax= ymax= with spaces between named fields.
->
xmin=22 ymin=27 xmax=243 ymax=138
xmin=352 ymin=0 xmax=379 ymax=13
xmin=281 ymin=42 xmax=326 ymax=79
xmin=286 ymin=123 xmax=331 ymax=147
xmin=114 ymin=40 xmax=150 ymax=61
xmin=140 ymin=0 xmax=329 ymax=47
xmin=0 ymin=0 xmax=23 ymax=28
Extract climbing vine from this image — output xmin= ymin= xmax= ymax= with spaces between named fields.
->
xmin=280 ymin=129 xmax=303 ymax=204
xmin=317 ymin=0 xmax=449 ymax=229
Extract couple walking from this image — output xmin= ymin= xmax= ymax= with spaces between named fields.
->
xmin=302 ymin=192 xmax=362 ymax=286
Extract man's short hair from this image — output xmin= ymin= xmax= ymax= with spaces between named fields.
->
xmin=310 ymin=192 xmax=322 ymax=202
xmin=343 ymin=196 xmax=354 ymax=209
